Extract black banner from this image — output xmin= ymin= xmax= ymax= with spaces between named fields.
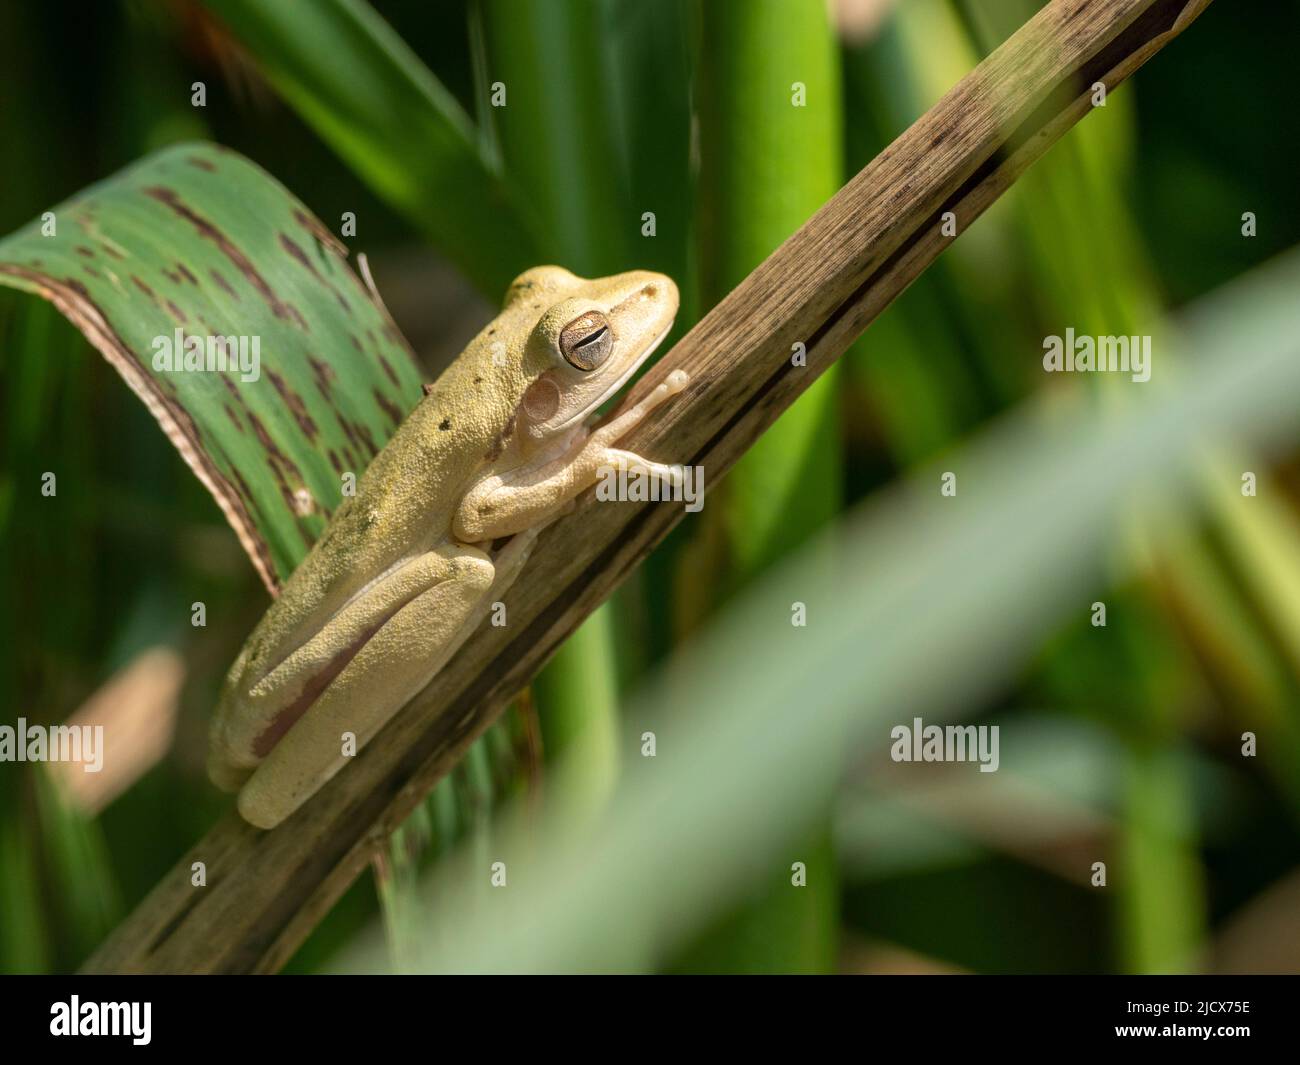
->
xmin=0 ymin=975 xmax=1293 ymax=1052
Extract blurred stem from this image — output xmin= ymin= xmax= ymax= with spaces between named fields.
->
xmin=696 ymin=0 xmax=843 ymax=579
xmin=532 ymin=610 xmax=622 ymax=807
xmin=0 ymin=809 xmax=48 ymax=972
xmin=602 ymin=0 xmax=697 ymax=315
xmin=955 ymin=0 xmax=1300 ymax=717
xmin=1118 ymin=747 xmax=1206 ymax=973
xmin=33 ymin=768 xmax=120 ymax=968
xmin=375 ymin=801 xmax=430 ymax=973
xmin=683 ymin=0 xmax=844 ymax=972
xmin=674 ymin=829 xmax=839 ymax=974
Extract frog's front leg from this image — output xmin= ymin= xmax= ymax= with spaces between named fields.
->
xmin=454 ymin=369 xmax=690 ymax=542
xmin=233 ymin=537 xmax=532 ymax=829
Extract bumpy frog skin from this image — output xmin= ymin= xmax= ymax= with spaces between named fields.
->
xmin=209 ymin=266 xmax=688 ymax=828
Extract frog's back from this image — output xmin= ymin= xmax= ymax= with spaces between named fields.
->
xmin=233 ymin=327 xmax=522 ymax=684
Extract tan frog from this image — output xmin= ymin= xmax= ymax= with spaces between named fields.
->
xmin=209 ymin=266 xmax=687 ymax=828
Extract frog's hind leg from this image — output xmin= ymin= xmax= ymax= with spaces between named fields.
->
xmin=234 ymin=542 xmax=498 ymax=829
xmin=209 ymin=545 xmax=474 ymax=791
xmin=232 ymin=529 xmax=547 ymax=829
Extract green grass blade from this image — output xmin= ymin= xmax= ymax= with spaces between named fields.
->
xmin=201 ymin=0 xmax=545 ymax=297
xmin=32 ymin=767 xmax=121 ymax=968
xmin=0 ymin=809 xmax=50 ymax=973
xmin=602 ymin=0 xmax=696 ymax=307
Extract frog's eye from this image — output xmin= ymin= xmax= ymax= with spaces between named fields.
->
xmin=559 ymin=311 xmax=612 ymax=371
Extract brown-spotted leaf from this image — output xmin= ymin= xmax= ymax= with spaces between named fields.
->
xmin=0 ymin=141 xmax=424 ymax=591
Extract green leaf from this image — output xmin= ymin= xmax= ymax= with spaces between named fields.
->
xmin=0 ymin=141 xmax=425 ymax=589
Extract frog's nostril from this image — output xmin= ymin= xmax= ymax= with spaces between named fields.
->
xmin=642 ymin=284 xmax=658 ymax=299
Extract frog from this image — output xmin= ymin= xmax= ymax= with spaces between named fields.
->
xmin=208 ymin=266 xmax=688 ymax=828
